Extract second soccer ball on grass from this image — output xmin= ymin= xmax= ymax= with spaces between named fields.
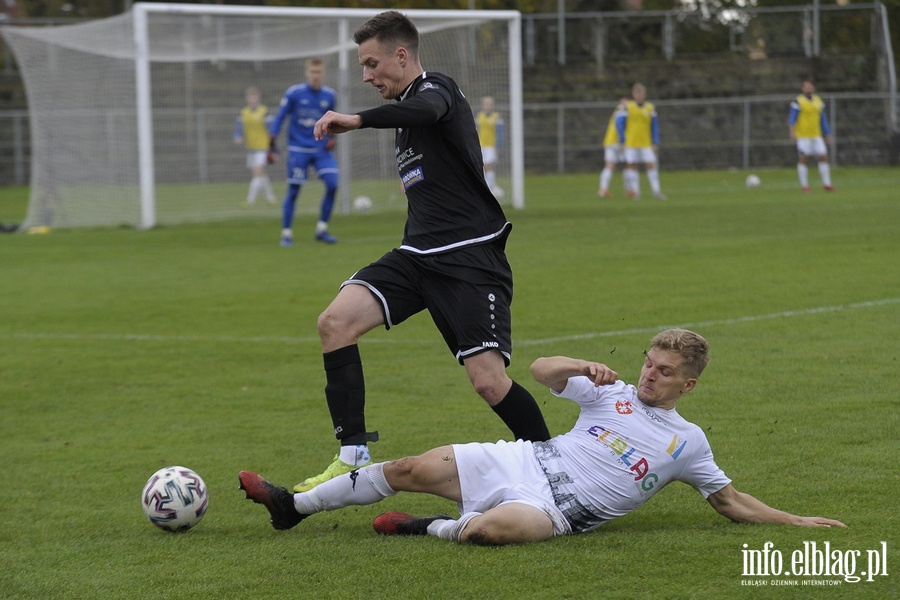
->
xmin=353 ymin=195 xmax=373 ymax=212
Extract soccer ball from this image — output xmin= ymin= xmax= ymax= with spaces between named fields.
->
xmin=353 ymin=195 xmax=373 ymax=212
xmin=141 ymin=466 xmax=208 ymax=532
xmin=745 ymin=174 xmax=761 ymax=188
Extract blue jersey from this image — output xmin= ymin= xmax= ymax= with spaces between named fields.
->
xmin=269 ymin=82 xmax=336 ymax=152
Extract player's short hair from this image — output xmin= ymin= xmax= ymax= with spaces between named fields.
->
xmin=306 ymin=57 xmax=325 ymax=69
xmin=353 ymin=10 xmax=419 ymax=59
xmin=650 ymin=329 xmax=710 ymax=379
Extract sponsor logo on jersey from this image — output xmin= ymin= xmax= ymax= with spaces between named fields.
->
xmin=401 ymin=167 xmax=424 ymax=190
xmin=585 ymin=424 xmax=682 ymax=493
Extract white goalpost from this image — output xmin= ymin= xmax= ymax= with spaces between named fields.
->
xmin=1 ymin=3 xmax=525 ymax=230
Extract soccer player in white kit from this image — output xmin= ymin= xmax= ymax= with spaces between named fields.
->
xmin=240 ymin=328 xmax=846 ymax=544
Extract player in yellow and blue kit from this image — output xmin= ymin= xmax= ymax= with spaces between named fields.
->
xmin=476 ymin=96 xmax=505 ymax=198
xmin=598 ymin=97 xmax=627 ymax=198
xmin=270 ymin=58 xmax=339 ymax=246
xmin=233 ymin=87 xmax=276 ymax=206
xmin=789 ymin=79 xmax=833 ymax=192
xmin=616 ymin=83 xmax=665 ymax=200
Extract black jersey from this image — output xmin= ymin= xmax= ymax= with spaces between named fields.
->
xmin=357 ymin=72 xmax=511 ymax=254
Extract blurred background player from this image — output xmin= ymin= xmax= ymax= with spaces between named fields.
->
xmin=616 ymin=83 xmax=665 ymax=200
xmin=233 ymin=86 xmax=276 ymax=206
xmin=789 ymin=79 xmax=834 ymax=192
xmin=598 ymin=97 xmax=628 ymax=198
xmin=269 ymin=58 xmax=339 ymax=246
xmin=476 ymin=96 xmax=504 ymax=198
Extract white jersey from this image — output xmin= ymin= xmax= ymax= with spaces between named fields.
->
xmin=535 ymin=378 xmax=731 ymax=533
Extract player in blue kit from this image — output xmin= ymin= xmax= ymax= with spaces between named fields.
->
xmin=269 ymin=58 xmax=339 ymax=246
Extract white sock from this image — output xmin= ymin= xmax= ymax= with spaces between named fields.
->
xmin=626 ymin=169 xmax=640 ymax=195
xmin=281 ymin=228 xmax=292 ymax=239
xmin=247 ymin=177 xmax=260 ymax=202
xmin=262 ymin=176 xmax=275 ymax=201
xmin=294 ymin=463 xmax=395 ymax=514
xmin=316 ymin=220 xmax=329 ymax=235
xmin=647 ymin=167 xmax=661 ymax=194
xmin=339 ymin=444 xmax=370 ymax=466
xmin=429 ymin=511 xmax=480 ymax=542
xmin=599 ymin=167 xmax=612 ymax=192
xmin=818 ymin=161 xmax=832 ymax=186
xmin=797 ymin=163 xmax=809 ymax=187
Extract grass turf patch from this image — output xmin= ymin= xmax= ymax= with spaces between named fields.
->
xmin=1 ymin=167 xmax=897 ymax=598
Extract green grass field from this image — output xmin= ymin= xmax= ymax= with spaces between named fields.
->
xmin=1 ymin=167 xmax=897 ymax=599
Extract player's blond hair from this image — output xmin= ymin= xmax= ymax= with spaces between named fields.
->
xmin=650 ymin=329 xmax=710 ymax=379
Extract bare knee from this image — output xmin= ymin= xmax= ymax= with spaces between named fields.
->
xmin=317 ymin=306 xmax=355 ymax=348
xmin=317 ymin=304 xmax=345 ymax=334
xmin=472 ymin=378 xmax=510 ymax=405
xmin=459 ymin=520 xmax=507 ymax=546
xmin=383 ymin=456 xmax=429 ymax=488
xmin=458 ymin=505 xmax=555 ymax=545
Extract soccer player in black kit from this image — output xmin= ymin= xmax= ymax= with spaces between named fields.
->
xmin=293 ymin=10 xmax=550 ymax=493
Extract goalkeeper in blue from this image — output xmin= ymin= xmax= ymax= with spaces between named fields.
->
xmin=269 ymin=58 xmax=339 ymax=246
xmin=789 ymin=79 xmax=834 ymax=192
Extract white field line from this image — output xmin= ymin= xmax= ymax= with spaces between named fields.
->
xmin=1 ymin=298 xmax=897 ymax=347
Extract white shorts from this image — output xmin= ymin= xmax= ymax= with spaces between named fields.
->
xmin=246 ymin=150 xmax=268 ymax=169
xmin=604 ymin=145 xmax=624 ymax=164
xmin=452 ymin=439 xmax=571 ymax=536
xmin=481 ymin=146 xmax=498 ymax=166
xmin=624 ymin=146 xmax=657 ymax=165
xmin=796 ymin=137 xmax=827 ymax=157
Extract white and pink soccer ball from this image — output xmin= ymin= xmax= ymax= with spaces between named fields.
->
xmin=141 ymin=466 xmax=208 ymax=532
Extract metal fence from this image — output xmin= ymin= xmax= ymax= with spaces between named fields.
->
xmin=524 ymin=92 xmax=900 ymax=174
xmin=1 ymin=91 xmax=897 ymax=187
xmin=0 ymin=4 xmax=897 ymax=183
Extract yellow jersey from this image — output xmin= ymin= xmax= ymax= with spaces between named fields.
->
xmin=238 ymin=105 xmax=270 ymax=151
xmin=789 ymin=94 xmax=828 ymax=138
xmin=603 ymin=105 xmax=625 ymax=146
xmin=621 ymin=100 xmax=657 ymax=148
xmin=477 ymin=110 xmax=503 ymax=149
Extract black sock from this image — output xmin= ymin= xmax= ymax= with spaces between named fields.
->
xmin=491 ymin=380 xmax=551 ymax=442
xmin=323 ymin=345 xmax=375 ymax=446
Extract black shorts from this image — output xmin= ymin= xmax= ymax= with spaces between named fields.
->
xmin=344 ymin=242 xmax=514 ymax=365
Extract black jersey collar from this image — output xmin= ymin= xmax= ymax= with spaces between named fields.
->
xmin=398 ymin=72 xmax=428 ymax=101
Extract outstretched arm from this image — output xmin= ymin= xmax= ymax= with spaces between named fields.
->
xmin=707 ymin=484 xmax=846 ymax=528
xmin=530 ymin=356 xmax=618 ymax=393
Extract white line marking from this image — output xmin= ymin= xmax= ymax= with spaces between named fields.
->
xmin=1 ymin=298 xmax=897 ymax=347
xmin=519 ymin=298 xmax=900 ymax=346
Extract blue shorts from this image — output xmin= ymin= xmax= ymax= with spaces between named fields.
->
xmin=285 ymin=150 xmax=338 ymax=185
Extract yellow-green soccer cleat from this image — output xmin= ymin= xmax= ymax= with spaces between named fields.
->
xmin=293 ymin=455 xmax=364 ymax=492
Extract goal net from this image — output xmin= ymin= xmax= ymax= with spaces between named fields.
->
xmin=1 ymin=4 xmax=524 ymax=230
